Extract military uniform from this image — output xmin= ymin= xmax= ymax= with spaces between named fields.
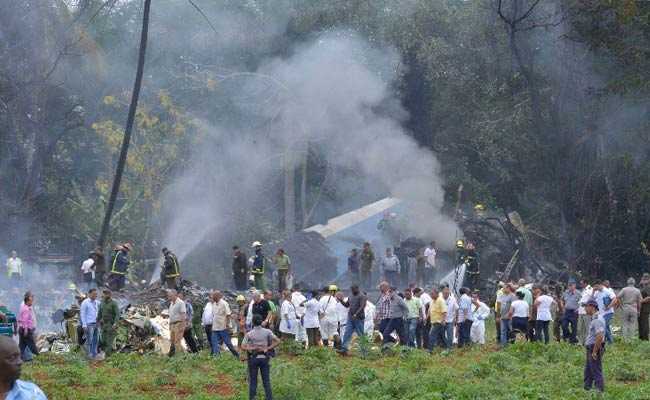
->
xmin=98 ymin=299 xmax=120 ymax=355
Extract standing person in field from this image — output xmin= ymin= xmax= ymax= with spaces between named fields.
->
xmin=211 ymin=291 xmax=239 ymax=358
xmin=470 ymin=290 xmax=490 ymax=345
xmin=232 ymin=246 xmax=248 ymax=291
xmin=359 ymin=242 xmax=375 ymax=290
xmin=161 ymin=248 xmax=181 ymax=290
xmin=583 ymin=300 xmax=606 ymax=393
xmin=640 ymin=273 xmax=650 ymax=341
xmin=348 ymin=249 xmax=360 ymax=285
xmin=80 ymin=289 xmax=99 ymax=359
xmin=509 ymin=291 xmax=529 ymax=339
xmin=177 ymin=292 xmax=198 ymax=353
xmin=249 ymin=242 xmax=267 ymax=291
xmin=497 ymin=284 xmax=516 ymax=347
xmin=319 ymin=285 xmax=339 ymax=347
xmin=424 ymin=242 xmax=437 ymax=284
xmin=17 ymin=292 xmax=39 ymax=361
xmin=91 ymin=247 xmax=106 ymax=288
xmin=380 ymin=248 xmax=401 ymax=288
xmin=534 ymin=286 xmax=555 ymax=344
xmin=279 ymin=290 xmax=298 ymax=340
xmin=235 ymin=295 xmax=248 ymax=347
xmin=415 ymin=248 xmax=426 ymax=288
xmin=592 ymin=281 xmax=616 ymax=344
xmin=427 ymin=287 xmax=447 ymax=352
xmin=616 ymin=278 xmax=642 ymax=341
xmin=241 ymin=314 xmax=281 ymax=400
xmin=561 ymin=280 xmax=581 ymax=344
xmin=301 ymin=290 xmax=322 ymax=347
xmin=6 ymin=251 xmax=23 ymax=282
xmin=272 ymin=249 xmax=291 ymax=292
xmin=577 ymin=282 xmax=593 ymax=345
xmin=337 ymin=285 xmax=367 ymax=355
xmin=167 ymin=289 xmax=186 ymax=357
xmin=109 ymin=243 xmax=131 ymax=291
xmin=80 ymin=253 xmax=96 ymax=293
xmin=201 ymin=293 xmax=214 ymax=350
xmin=442 ymin=286 xmax=458 ymax=349
xmin=97 ymin=289 xmax=119 ymax=356
xmin=457 ymin=287 xmax=473 ymax=347
xmin=403 ymin=288 xmax=422 ymax=348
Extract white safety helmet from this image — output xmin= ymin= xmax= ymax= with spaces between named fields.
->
xmin=251 ymin=241 xmax=262 ymax=248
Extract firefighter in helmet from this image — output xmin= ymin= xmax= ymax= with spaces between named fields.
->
xmin=248 ymin=241 xmax=267 ymax=290
xmin=161 ymin=247 xmax=181 ymax=289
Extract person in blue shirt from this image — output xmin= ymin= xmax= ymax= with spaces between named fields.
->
xmin=80 ymin=288 xmax=100 ymax=359
xmin=0 ymin=336 xmax=47 ymax=399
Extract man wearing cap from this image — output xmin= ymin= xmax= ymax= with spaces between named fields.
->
xmin=583 ymin=299 xmax=606 ymax=393
xmin=639 ymin=273 xmax=650 ymax=341
xmin=561 ymin=280 xmax=581 ymax=344
xmin=109 ymin=243 xmax=131 ymax=291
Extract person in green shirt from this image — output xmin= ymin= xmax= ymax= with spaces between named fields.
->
xmin=97 ymin=289 xmax=120 ymax=356
xmin=272 ymin=249 xmax=291 ymax=292
xmin=360 ymin=242 xmax=375 ymax=291
xmin=404 ymin=288 xmax=422 ymax=347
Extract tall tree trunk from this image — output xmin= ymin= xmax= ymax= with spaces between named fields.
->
xmin=300 ymin=146 xmax=308 ymax=228
xmin=97 ymin=0 xmax=151 ymax=248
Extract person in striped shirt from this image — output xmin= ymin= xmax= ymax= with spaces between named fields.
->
xmin=457 ymin=287 xmax=473 ymax=347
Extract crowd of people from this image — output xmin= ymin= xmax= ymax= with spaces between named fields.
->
xmin=3 ymin=242 xmax=650 ymax=399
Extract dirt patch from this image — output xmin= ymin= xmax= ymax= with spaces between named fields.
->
xmin=204 ymin=373 xmax=236 ymax=397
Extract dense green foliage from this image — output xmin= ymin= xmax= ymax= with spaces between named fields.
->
xmin=2 ymin=1 xmax=650 ymax=280
xmin=23 ymin=339 xmax=650 ymax=399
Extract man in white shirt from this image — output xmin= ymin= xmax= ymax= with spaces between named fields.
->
xmin=167 ymin=289 xmax=186 ymax=356
xmin=201 ymin=295 xmax=214 ymax=350
xmin=424 ymin=242 xmax=437 ymax=283
xmin=80 ymin=255 xmax=96 ymax=292
xmin=509 ymin=291 xmax=529 ymax=338
xmin=364 ymin=299 xmax=376 ymax=338
xmin=470 ymin=291 xmax=490 ymax=345
xmin=592 ymin=281 xmax=616 ymax=343
xmin=291 ymin=287 xmax=307 ymax=344
xmin=301 ymin=290 xmax=322 ymax=347
xmin=414 ymin=287 xmax=432 ymax=349
xmin=6 ymin=251 xmax=22 ymax=282
xmin=380 ymin=248 xmax=401 ymax=288
xmin=577 ymin=281 xmax=593 ymax=345
xmin=319 ymin=285 xmax=339 ymax=347
xmin=211 ymin=291 xmax=239 ymax=357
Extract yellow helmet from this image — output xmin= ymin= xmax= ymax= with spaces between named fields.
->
xmin=236 ymin=295 xmax=246 ymax=302
xmin=68 ymin=283 xmax=77 ymax=290
xmin=474 ymin=204 xmax=485 ymax=211
xmin=328 ymin=284 xmax=338 ymax=292
xmin=456 ymin=239 xmax=465 ymax=249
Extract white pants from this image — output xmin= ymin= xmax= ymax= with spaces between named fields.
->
xmin=295 ymin=323 xmax=307 ymax=343
xmin=320 ymin=320 xmax=339 ymax=340
xmin=470 ymin=320 xmax=486 ymax=344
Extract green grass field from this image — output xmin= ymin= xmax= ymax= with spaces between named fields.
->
xmin=22 ymin=333 xmax=650 ymax=400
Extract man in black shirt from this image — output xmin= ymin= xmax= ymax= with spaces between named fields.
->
xmin=232 ymin=246 xmax=248 ymax=291
xmin=337 ymin=285 xmax=367 ymax=354
xmin=246 ymin=292 xmax=272 ymax=328
xmin=348 ymin=249 xmax=360 ymax=285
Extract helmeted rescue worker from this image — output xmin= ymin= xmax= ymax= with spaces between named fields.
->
xmin=161 ymin=247 xmax=181 ymax=289
xmin=109 ymin=243 xmax=131 ymax=291
xmin=249 ymin=242 xmax=267 ymax=290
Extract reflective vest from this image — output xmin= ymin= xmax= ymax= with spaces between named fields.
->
xmin=164 ymin=253 xmax=181 ymax=278
xmin=251 ymin=253 xmax=265 ymax=275
xmin=110 ymin=250 xmax=129 ymax=275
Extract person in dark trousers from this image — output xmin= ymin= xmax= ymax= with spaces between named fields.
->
xmin=348 ymin=249 xmax=360 ymax=285
xmin=232 ymin=246 xmax=248 ymax=291
xmin=17 ymin=292 xmax=38 ymax=361
xmin=360 ymin=242 xmax=375 ymax=291
xmin=639 ymin=273 xmax=650 ymax=341
xmin=109 ymin=243 xmax=131 ymax=291
xmin=177 ymin=292 xmax=199 ymax=353
xmin=583 ymin=300 xmax=606 ymax=393
xmin=241 ymin=314 xmax=281 ymax=400
xmin=381 ymin=286 xmax=408 ymax=349
xmin=161 ymin=248 xmax=181 ymax=289
xmin=337 ymin=285 xmax=367 ymax=354
xmin=91 ymin=247 xmax=106 ymax=287
xmin=561 ymin=280 xmax=581 ymax=344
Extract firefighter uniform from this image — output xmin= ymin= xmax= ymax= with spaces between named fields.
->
xmin=162 ymin=251 xmax=181 ymax=289
xmin=109 ymin=247 xmax=130 ymax=291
